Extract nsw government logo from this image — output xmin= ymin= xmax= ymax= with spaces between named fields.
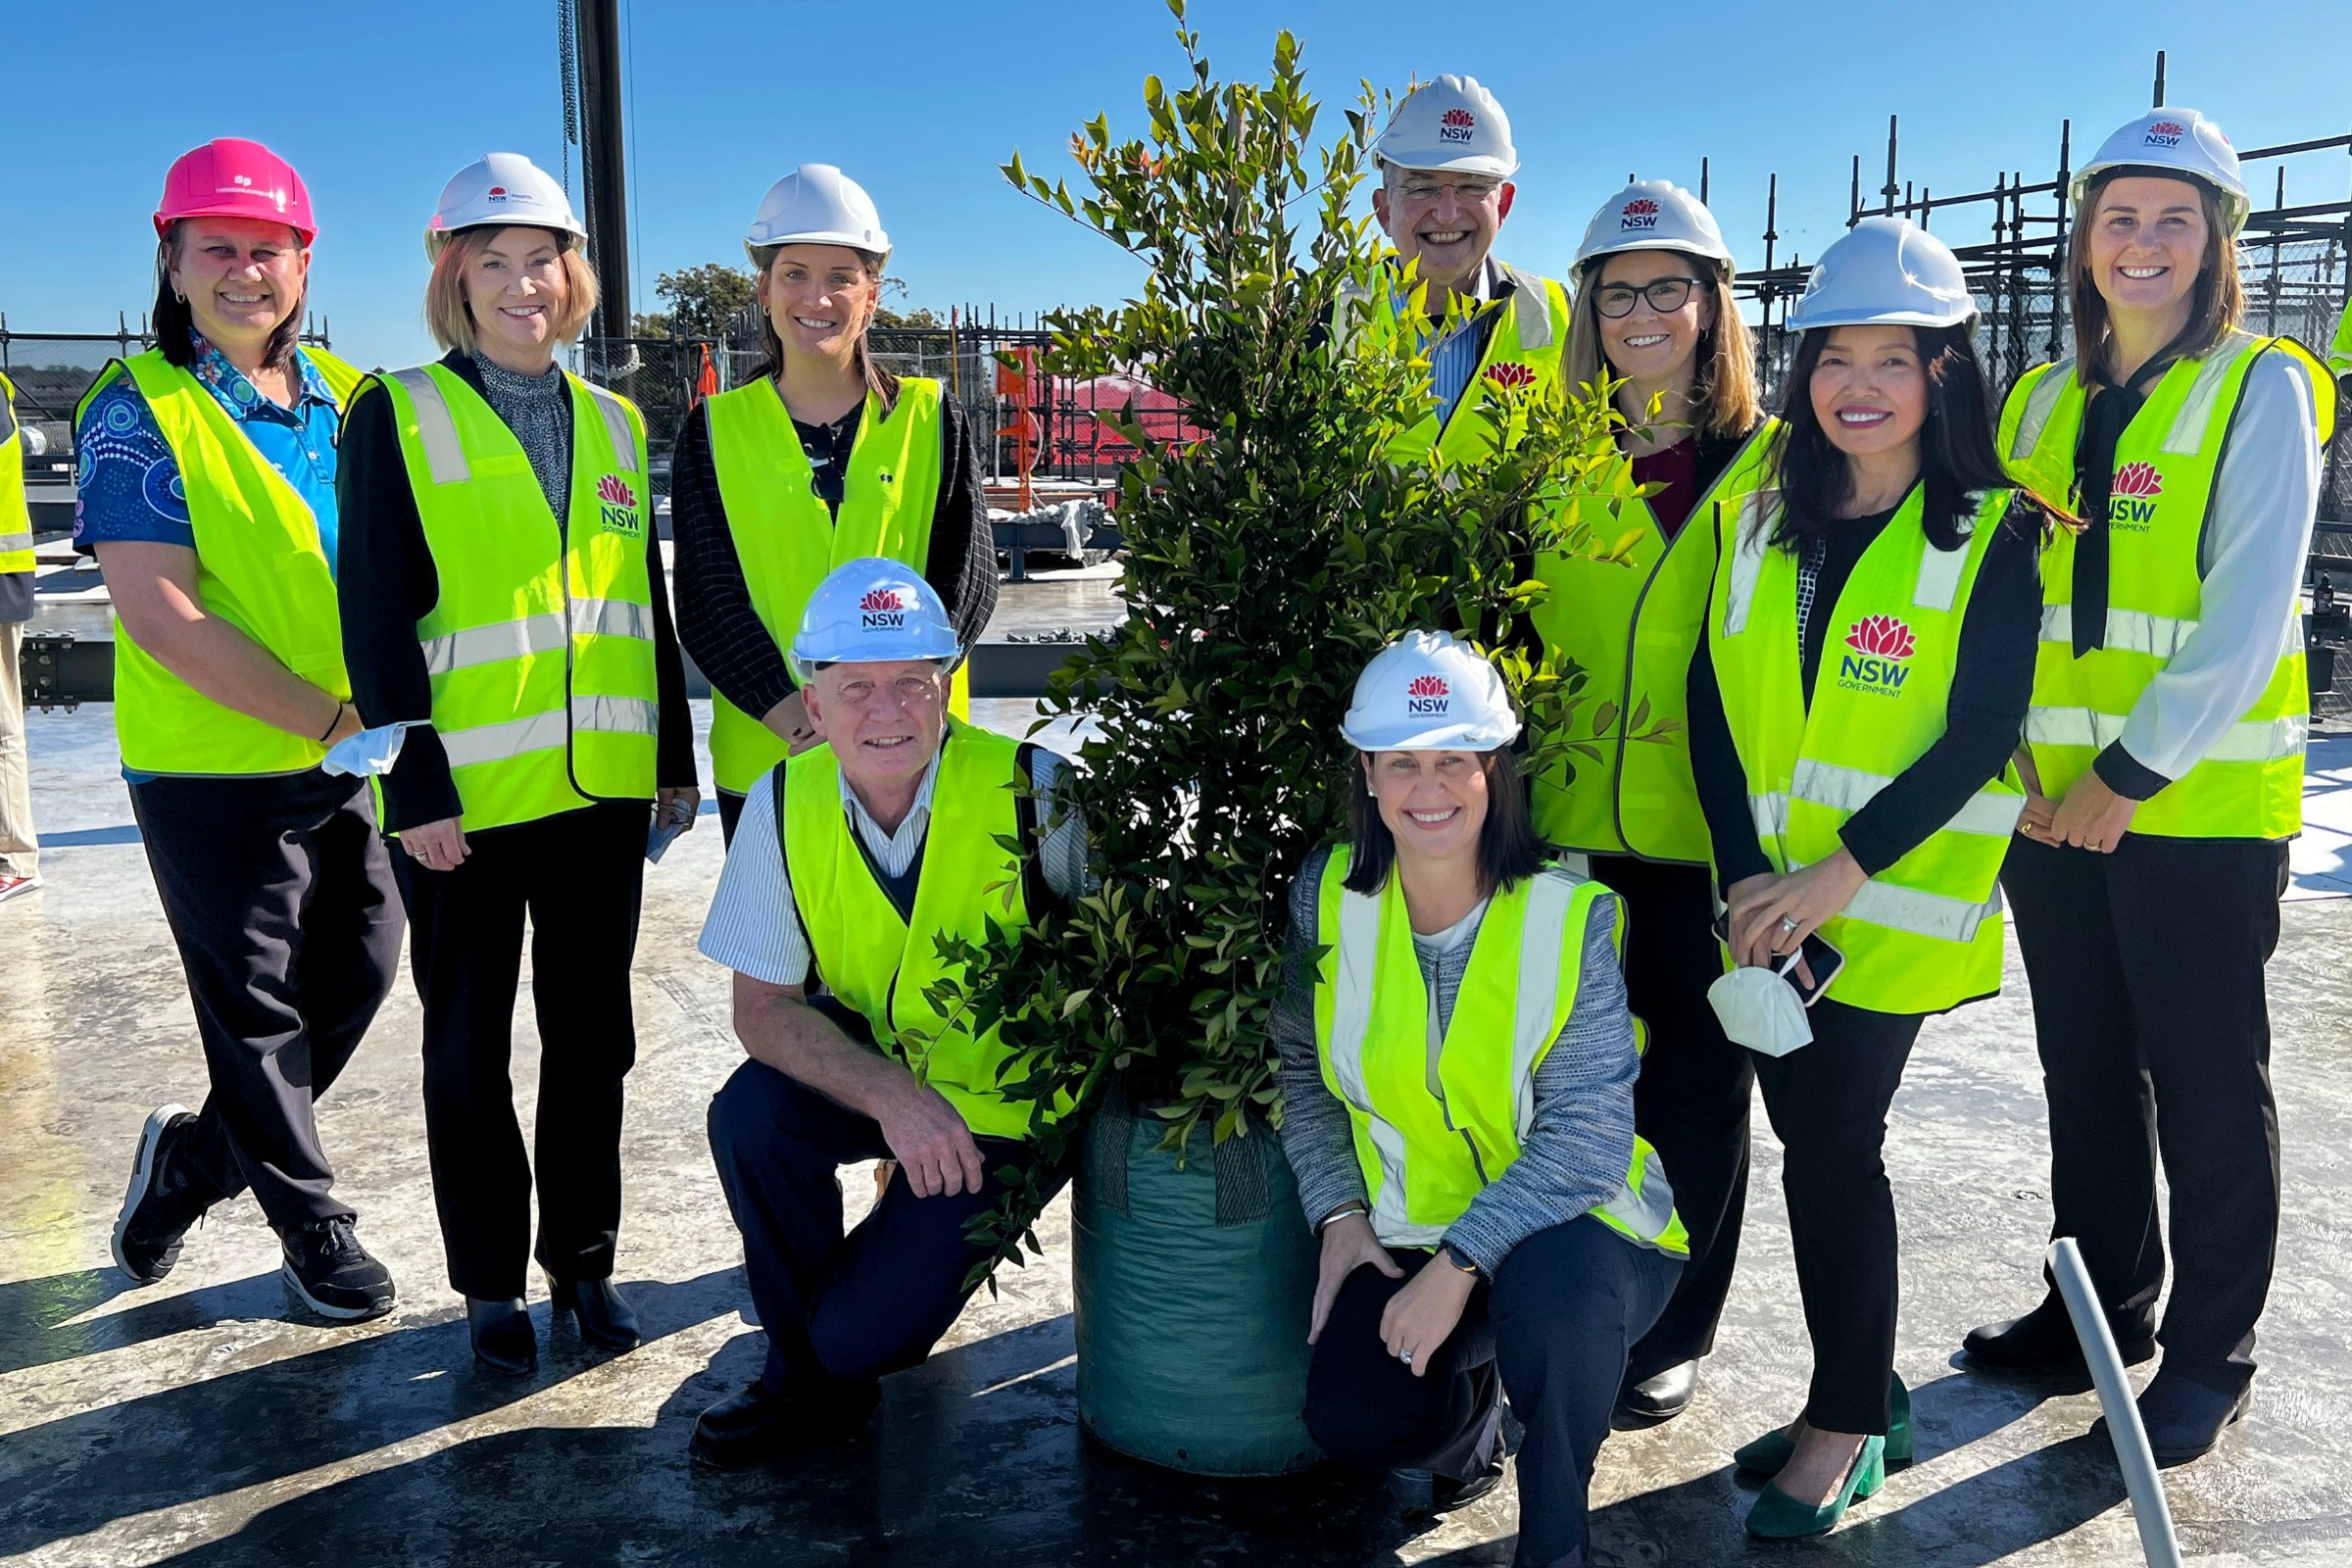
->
xmin=2108 ymin=461 xmax=2162 ymax=532
xmin=859 ymin=587 xmax=910 ymax=631
xmin=1406 ymin=672 xmax=1451 ymax=715
xmin=1838 ymin=614 xmax=1915 ymax=697
xmin=2143 ymin=120 xmax=2187 ymax=149
xmin=1439 ymin=107 xmax=1477 ymax=144
xmin=1620 ymin=196 xmax=1661 ymax=232
xmin=596 ymin=474 xmax=641 ymax=536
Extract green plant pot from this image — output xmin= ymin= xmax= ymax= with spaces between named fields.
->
xmin=1071 ymin=1083 xmax=1322 ymax=1477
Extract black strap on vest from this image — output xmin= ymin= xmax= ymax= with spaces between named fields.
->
xmin=768 ymin=762 xmax=818 ymax=988
xmin=2072 ymin=332 xmax=2195 ymax=656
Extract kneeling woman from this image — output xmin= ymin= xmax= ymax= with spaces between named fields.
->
xmin=1274 ymin=631 xmax=1687 ymax=1568
xmin=1685 ymin=219 xmax=2043 ymax=1536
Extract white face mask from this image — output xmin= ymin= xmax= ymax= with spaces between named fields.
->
xmin=1707 ymin=961 xmax=1815 ymax=1057
xmin=321 ymin=719 xmax=426 ymax=778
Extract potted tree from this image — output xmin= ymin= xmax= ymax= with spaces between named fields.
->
xmin=938 ymin=8 xmax=1634 ymax=1477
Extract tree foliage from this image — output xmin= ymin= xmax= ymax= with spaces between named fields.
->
xmin=932 ymin=7 xmax=1634 ymax=1290
xmin=635 ymin=262 xmax=759 ymax=342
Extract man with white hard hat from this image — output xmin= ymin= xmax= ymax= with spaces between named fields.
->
xmin=1339 ymin=74 xmax=1575 ymax=463
xmin=691 ymin=558 xmax=1084 ymax=1468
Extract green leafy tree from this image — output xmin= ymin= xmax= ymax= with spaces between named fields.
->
xmin=932 ymin=6 xmax=1636 ymax=1288
xmin=637 ymin=262 xmax=759 ymax=342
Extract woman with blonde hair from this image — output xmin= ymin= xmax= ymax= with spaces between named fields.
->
xmin=1529 ymin=179 xmax=1766 ymax=1423
xmin=669 ymin=164 xmax=995 ymax=842
xmin=337 ymin=152 xmax=699 ymax=1375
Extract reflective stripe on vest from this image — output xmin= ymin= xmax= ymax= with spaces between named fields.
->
xmin=1531 ymin=422 xmax=1777 ymax=861
xmin=0 ymin=371 xmax=33 ymax=571
xmin=779 ymin=720 xmax=1058 ymax=1140
xmin=78 ymin=348 xmax=360 ymax=775
xmin=1999 ymin=331 xmax=2333 ymax=840
xmin=703 ymin=377 xmax=957 ymax=795
xmin=378 ymin=363 xmax=659 ymax=831
xmin=1311 ymin=845 xmax=1690 ymax=1255
xmin=1332 ymin=261 xmax=1573 ymax=466
xmin=1709 ymin=482 xmax=2023 ymax=1012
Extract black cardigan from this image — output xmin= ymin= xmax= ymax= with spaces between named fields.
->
xmin=335 ymin=352 xmax=699 ymax=833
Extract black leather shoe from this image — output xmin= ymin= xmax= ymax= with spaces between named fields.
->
xmin=1618 ymin=1359 xmax=1698 ymax=1421
xmin=2131 ymin=1370 xmax=2251 ymax=1467
xmin=1431 ymin=1445 xmax=1507 ymax=1513
xmin=548 ymin=1274 xmax=641 ymax=1351
xmin=1964 ymin=1295 xmax=2154 ymax=1370
xmin=466 ymin=1297 xmax=537 ymax=1376
xmin=689 ymin=1379 xmax=879 ymax=1470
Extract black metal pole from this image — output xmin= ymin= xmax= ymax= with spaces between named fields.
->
xmin=2152 ymin=50 xmax=2167 ymax=109
xmin=577 ymin=0 xmax=632 ymax=341
xmin=1883 ymin=116 xmax=1900 ymax=216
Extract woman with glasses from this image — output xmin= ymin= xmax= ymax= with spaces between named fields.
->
xmin=669 ymin=165 xmax=995 ymax=842
xmin=1685 ymin=219 xmax=2045 ymax=1536
xmin=1530 ymin=181 xmax=1766 ymax=1424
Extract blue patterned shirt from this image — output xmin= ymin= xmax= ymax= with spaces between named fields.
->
xmin=74 ymin=335 xmax=345 ymax=573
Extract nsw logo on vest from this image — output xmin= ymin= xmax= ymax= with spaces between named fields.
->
xmin=1440 ymin=107 xmax=1477 ymax=145
xmin=1406 ymin=672 xmax=1451 ymax=716
xmin=2108 ymin=461 xmax=2162 ymax=533
xmin=1620 ymin=196 xmax=1661 ymax=232
xmin=2143 ymin=120 xmax=2188 ymax=149
xmin=1483 ymin=362 xmax=1538 ymax=390
xmin=1838 ymin=614 xmax=1916 ymax=697
xmin=596 ymin=474 xmax=641 ymax=537
xmin=859 ymin=587 xmax=910 ymax=632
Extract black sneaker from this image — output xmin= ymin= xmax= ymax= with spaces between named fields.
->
xmin=112 ymin=1104 xmax=215 ymax=1284
xmin=280 ymin=1217 xmax=397 ymax=1321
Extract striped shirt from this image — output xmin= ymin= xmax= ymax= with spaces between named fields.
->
xmin=1409 ymin=259 xmax=1500 ymax=430
xmin=699 ymin=744 xmax=1086 ymax=986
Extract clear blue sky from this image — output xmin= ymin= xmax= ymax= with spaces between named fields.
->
xmin=6 ymin=0 xmax=2349 ymax=371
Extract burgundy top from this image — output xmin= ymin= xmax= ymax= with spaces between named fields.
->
xmin=1627 ymin=434 xmax=1703 ymax=539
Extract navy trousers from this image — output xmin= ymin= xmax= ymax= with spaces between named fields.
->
xmin=1303 ymin=1217 xmax=1681 ymax=1568
xmin=707 ymin=1053 xmax=1062 ymax=1396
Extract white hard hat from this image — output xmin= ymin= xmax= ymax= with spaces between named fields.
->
xmin=1786 ymin=217 xmax=1976 ymax=332
xmin=1574 ymin=179 xmax=1734 ymax=271
xmin=790 ymin=558 xmax=960 ymax=679
xmin=2073 ymin=108 xmax=2249 ymax=236
xmin=1372 ymin=74 xmax=1518 ymax=179
xmin=424 ymin=153 xmax=584 ymax=261
xmin=745 ymin=164 xmax=891 ymax=262
xmin=1341 ymin=630 xmax=1521 ymax=753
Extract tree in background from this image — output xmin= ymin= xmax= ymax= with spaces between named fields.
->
xmin=633 ymin=262 xmax=758 ymax=341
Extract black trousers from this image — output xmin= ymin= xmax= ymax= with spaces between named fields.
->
xmin=1750 ymin=999 xmax=1922 ymax=1434
xmin=1304 ymin=1218 xmax=1680 ymax=1568
xmin=1588 ymin=854 xmax=1753 ymax=1380
xmin=2003 ymin=833 xmax=2287 ymax=1392
xmin=392 ymin=801 xmax=649 ymax=1299
xmin=706 ymin=1053 xmax=1062 ymax=1396
xmin=129 ymin=768 xmax=402 ymax=1234
xmin=716 ymin=788 xmax=746 ymax=847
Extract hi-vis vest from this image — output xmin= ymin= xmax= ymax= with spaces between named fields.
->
xmin=1310 ymin=845 xmax=1689 ymax=1256
xmin=373 ymin=363 xmax=659 ymax=832
xmin=704 ymin=376 xmax=962 ymax=795
xmin=1332 ymin=260 xmax=1573 ymax=465
xmin=1999 ymin=330 xmax=2335 ymax=840
xmin=2328 ymin=295 xmax=2352 ymax=381
xmin=79 ymin=347 xmax=365 ymax=776
xmin=1708 ymin=479 xmax=2025 ymax=1014
xmin=1532 ymin=422 xmax=1776 ymax=861
xmin=1 ymin=371 xmax=33 ymax=574
xmin=781 ymin=719 xmax=1059 ymax=1141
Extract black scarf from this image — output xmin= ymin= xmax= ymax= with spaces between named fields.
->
xmin=2070 ymin=333 xmax=2193 ymax=656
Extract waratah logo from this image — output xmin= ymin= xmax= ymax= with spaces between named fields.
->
xmin=1620 ymin=196 xmax=1662 ymax=231
xmin=1439 ymin=106 xmax=1476 ymax=143
xmin=1845 ymin=615 xmax=1916 ymax=660
xmin=1405 ymin=672 xmax=1452 ymax=715
xmin=487 ymin=186 xmax=508 ymax=197
xmin=597 ymin=474 xmax=636 ymax=509
xmin=2112 ymin=461 xmax=2162 ymax=498
xmin=2145 ymin=121 xmax=2186 ymax=147
xmin=860 ymin=588 xmax=908 ymax=612
xmin=596 ymin=473 xmax=641 ymax=536
xmin=1483 ymin=362 xmax=1538 ymax=389
xmin=858 ymin=587 xmax=910 ymax=630
xmin=2110 ymin=460 xmax=2164 ymax=529
xmin=1407 ymin=674 xmax=1450 ymax=697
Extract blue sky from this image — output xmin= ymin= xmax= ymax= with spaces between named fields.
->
xmin=6 ymin=0 xmax=2349 ymax=371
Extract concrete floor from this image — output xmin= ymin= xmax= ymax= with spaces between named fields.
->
xmin=6 ymin=587 xmax=2352 ymax=1565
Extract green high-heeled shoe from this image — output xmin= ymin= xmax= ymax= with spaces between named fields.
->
xmin=1745 ymin=1434 xmax=1886 ymax=1540
xmin=1731 ymin=1373 xmax=1913 ymax=1475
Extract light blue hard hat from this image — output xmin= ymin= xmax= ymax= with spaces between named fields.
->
xmin=789 ymin=558 xmax=961 ymax=680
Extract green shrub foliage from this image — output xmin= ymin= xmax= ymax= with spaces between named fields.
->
xmin=936 ymin=8 xmax=1638 ymax=1290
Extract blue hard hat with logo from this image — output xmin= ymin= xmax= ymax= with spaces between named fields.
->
xmin=789 ymin=558 xmax=961 ymax=679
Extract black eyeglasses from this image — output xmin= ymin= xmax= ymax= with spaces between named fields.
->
xmin=1592 ymin=277 xmax=1701 ymax=318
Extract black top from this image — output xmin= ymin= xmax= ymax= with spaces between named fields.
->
xmin=335 ymin=351 xmax=699 ymax=834
xmin=0 ymin=574 xmax=30 ymax=625
xmin=666 ymin=384 xmax=996 ymax=758
xmin=1687 ymin=497 xmax=2043 ymax=889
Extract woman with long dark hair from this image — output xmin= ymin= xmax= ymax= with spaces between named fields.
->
xmin=668 ymin=165 xmax=995 ymax=842
xmin=1684 ymin=218 xmax=2045 ymax=1536
xmin=1966 ymin=109 xmax=2334 ymax=1467
xmin=1273 ymin=630 xmax=1687 ymax=1568
xmin=1537 ymin=178 xmax=1768 ymax=1423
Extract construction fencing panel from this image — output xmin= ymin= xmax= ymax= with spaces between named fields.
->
xmin=2 ymin=318 xmax=334 ymax=471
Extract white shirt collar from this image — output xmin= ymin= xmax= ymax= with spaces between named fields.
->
xmin=837 ymin=746 xmax=944 ymax=863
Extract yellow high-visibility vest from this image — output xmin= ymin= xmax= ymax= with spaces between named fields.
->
xmin=1331 ymin=259 xmax=1573 ymax=465
xmin=0 ymin=370 xmax=33 ymax=574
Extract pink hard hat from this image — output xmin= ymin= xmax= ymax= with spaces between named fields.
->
xmin=154 ymin=138 xmax=317 ymax=245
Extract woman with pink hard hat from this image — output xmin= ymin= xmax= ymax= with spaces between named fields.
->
xmin=83 ymin=137 xmax=402 ymax=1325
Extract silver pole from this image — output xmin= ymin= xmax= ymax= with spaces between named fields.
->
xmin=2046 ymin=1238 xmax=2184 ymax=1568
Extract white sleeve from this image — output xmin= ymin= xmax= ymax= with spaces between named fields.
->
xmin=2115 ymin=352 xmax=2320 ymax=781
xmin=696 ymin=773 xmax=813 ymax=986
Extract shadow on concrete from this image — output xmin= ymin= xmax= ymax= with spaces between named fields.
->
xmin=0 ymin=1268 xmax=749 ymax=1560
xmin=0 ymin=1266 xmax=147 ymax=1375
xmin=1837 ymin=1432 xmax=2129 ymax=1564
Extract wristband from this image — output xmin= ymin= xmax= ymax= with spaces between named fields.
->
xmin=1315 ymin=1200 xmax=1369 ymax=1236
xmin=318 ymin=702 xmax=346 ymax=743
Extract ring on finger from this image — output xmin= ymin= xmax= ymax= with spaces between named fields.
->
xmin=1778 ymin=915 xmax=1800 ymax=934
xmin=1397 ymin=1348 xmax=1414 ymax=1365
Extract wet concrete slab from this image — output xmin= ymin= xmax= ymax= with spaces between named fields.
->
xmin=5 ymin=700 xmax=2352 ymax=1567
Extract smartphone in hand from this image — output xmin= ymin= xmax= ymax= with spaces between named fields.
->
xmin=1712 ymin=913 xmax=1846 ymax=1008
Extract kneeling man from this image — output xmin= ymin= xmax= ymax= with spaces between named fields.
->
xmin=692 ymin=559 xmax=1081 ymax=1467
